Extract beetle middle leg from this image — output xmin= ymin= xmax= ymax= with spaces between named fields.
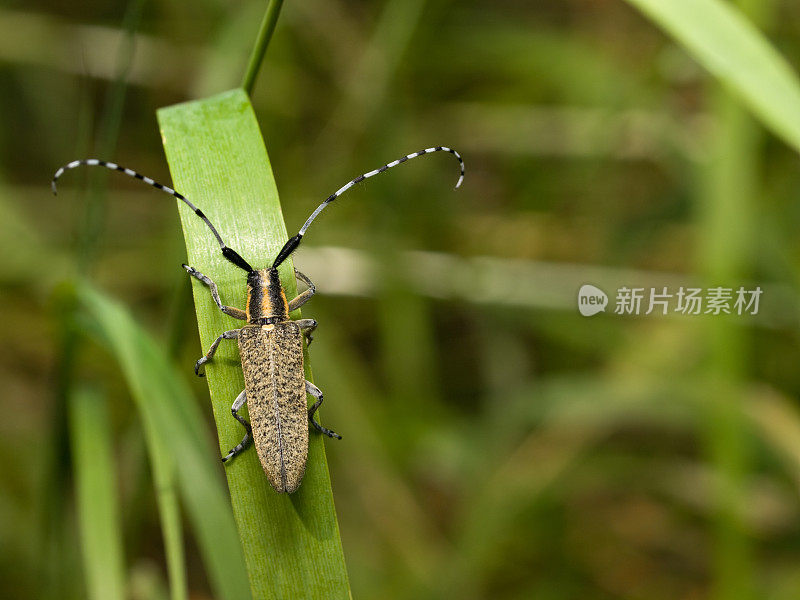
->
xmin=183 ymin=264 xmax=247 ymax=320
xmin=295 ymin=318 xmax=318 ymax=347
xmin=222 ymin=390 xmax=252 ymax=463
xmin=288 ymin=269 xmax=316 ymax=312
xmin=305 ymin=381 xmax=342 ymax=439
xmin=195 ymin=329 xmax=240 ymax=376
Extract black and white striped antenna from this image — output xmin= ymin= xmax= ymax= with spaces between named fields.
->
xmin=271 ymin=146 xmax=464 ymax=268
xmin=52 ymin=145 xmax=464 ymax=272
xmin=51 ymin=159 xmax=254 ymax=273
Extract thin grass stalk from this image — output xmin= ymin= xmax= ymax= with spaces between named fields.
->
xmin=68 ymin=388 xmax=127 ymax=600
xmin=241 ymin=0 xmax=285 ymax=96
xmin=700 ymin=82 xmax=757 ymax=600
xmin=139 ymin=410 xmax=187 ymax=600
xmin=77 ymin=0 xmax=145 ymax=272
xmin=698 ymin=2 xmax=773 ymax=598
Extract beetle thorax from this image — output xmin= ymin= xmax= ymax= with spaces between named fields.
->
xmin=246 ymin=268 xmax=289 ymax=324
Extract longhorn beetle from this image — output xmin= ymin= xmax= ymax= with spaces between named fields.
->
xmin=52 ymin=147 xmax=464 ymax=493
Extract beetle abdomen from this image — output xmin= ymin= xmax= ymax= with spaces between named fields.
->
xmin=238 ymin=322 xmax=308 ymax=493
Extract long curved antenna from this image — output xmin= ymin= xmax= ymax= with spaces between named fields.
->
xmin=52 ymin=159 xmax=254 ymax=273
xmin=272 ymin=146 xmax=464 ymax=268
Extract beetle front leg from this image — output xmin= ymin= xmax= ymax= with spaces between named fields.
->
xmin=295 ymin=318 xmax=318 ymax=347
xmin=305 ymin=380 xmax=341 ymax=439
xmin=194 ymin=329 xmax=240 ymax=376
xmin=222 ymin=390 xmax=252 ymax=463
xmin=183 ymin=264 xmax=247 ymax=320
xmin=288 ymin=269 xmax=316 ymax=312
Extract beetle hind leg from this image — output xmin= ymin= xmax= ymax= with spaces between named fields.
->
xmin=305 ymin=380 xmax=342 ymax=439
xmin=222 ymin=390 xmax=252 ymax=463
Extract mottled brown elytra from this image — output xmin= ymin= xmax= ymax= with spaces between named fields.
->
xmin=52 ymin=147 xmax=464 ymax=493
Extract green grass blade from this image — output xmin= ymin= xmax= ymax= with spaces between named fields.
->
xmin=68 ymin=388 xmax=127 ymax=600
xmin=75 ymin=284 xmax=250 ymax=600
xmin=136 ymin=393 xmax=187 ymax=600
xmin=148 ymin=452 xmax=187 ymax=600
xmin=76 ymin=294 xmax=188 ymax=600
xmin=622 ymin=0 xmax=800 ymax=152
xmin=157 ymin=89 xmax=350 ymax=599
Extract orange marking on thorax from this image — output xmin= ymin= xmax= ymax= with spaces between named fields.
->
xmin=245 ymin=286 xmax=253 ymax=322
xmin=262 ymin=281 xmax=288 ymax=317
xmin=245 ymin=268 xmax=289 ymax=323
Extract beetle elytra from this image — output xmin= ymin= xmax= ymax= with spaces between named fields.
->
xmin=52 ymin=147 xmax=464 ymax=493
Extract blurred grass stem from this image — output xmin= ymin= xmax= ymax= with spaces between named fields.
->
xmin=699 ymin=2 xmax=773 ymax=598
xmin=68 ymin=389 xmax=126 ymax=600
xmin=241 ymin=0 xmax=284 ymax=96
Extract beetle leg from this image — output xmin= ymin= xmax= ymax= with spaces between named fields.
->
xmin=305 ymin=380 xmax=341 ymax=439
xmin=194 ymin=329 xmax=240 ymax=376
xmin=287 ymin=269 xmax=316 ymax=312
xmin=222 ymin=390 xmax=252 ymax=463
xmin=295 ymin=318 xmax=318 ymax=347
xmin=183 ymin=264 xmax=247 ymax=320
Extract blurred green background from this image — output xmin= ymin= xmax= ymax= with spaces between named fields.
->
xmin=4 ymin=0 xmax=800 ymax=598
